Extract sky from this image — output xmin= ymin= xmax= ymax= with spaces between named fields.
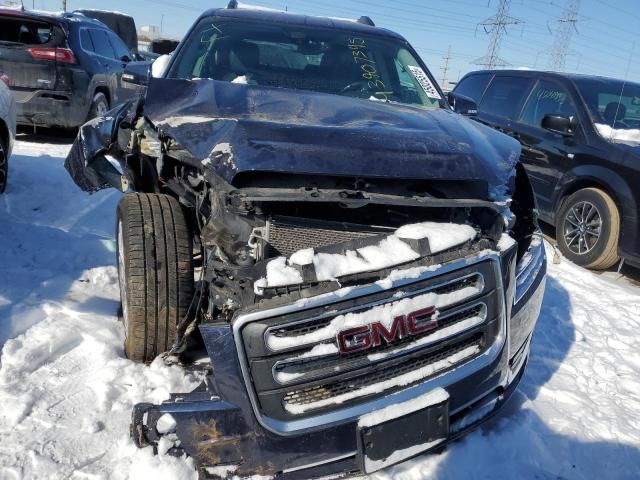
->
xmin=8 ymin=0 xmax=640 ymax=86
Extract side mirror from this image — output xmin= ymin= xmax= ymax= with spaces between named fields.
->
xmin=122 ymin=61 xmax=151 ymax=86
xmin=541 ymin=114 xmax=575 ymax=136
xmin=448 ymin=92 xmax=478 ymax=116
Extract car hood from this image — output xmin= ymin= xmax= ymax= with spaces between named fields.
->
xmin=144 ymin=78 xmax=521 ymax=198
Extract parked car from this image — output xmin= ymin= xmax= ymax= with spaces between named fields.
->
xmin=0 ymin=72 xmax=16 ymax=193
xmin=65 ymin=4 xmax=546 ymax=478
xmin=75 ymin=9 xmax=158 ymax=63
xmin=450 ymin=70 xmax=640 ymax=270
xmin=0 ymin=8 xmax=138 ymax=129
xmin=74 ymin=9 xmax=138 ymax=53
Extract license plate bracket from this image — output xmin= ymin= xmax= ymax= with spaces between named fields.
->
xmin=356 ymin=397 xmax=449 ymax=473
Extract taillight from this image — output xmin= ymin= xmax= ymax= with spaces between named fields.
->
xmin=28 ymin=47 xmax=76 ymax=64
xmin=0 ymin=74 xmax=9 ymax=86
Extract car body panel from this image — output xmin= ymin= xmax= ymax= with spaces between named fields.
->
xmin=142 ymin=77 xmax=521 ymax=193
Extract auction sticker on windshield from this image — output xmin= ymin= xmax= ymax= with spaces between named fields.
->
xmin=407 ymin=65 xmax=441 ymax=100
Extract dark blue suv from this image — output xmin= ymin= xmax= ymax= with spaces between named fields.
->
xmin=65 ymin=4 xmax=547 ymax=478
xmin=0 ymin=7 xmax=137 ymax=128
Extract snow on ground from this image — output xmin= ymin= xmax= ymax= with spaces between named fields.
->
xmin=1 ymin=135 xmax=640 ymax=479
xmin=0 ymin=137 xmax=199 ymax=480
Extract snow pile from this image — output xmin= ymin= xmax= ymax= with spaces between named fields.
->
xmin=0 ymin=141 xmax=199 ymax=479
xmin=395 ymin=223 xmax=477 ymax=254
xmin=161 ymin=115 xmax=219 ymax=128
xmin=594 ymin=123 xmax=640 ymax=145
xmin=232 ymin=75 xmax=249 ymax=84
xmin=255 ymin=222 xmax=477 ymax=293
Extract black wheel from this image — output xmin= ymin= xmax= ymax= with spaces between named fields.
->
xmin=116 ymin=193 xmax=194 ymax=363
xmin=0 ymin=136 xmax=6 ymax=194
xmin=556 ymin=188 xmax=620 ymax=270
xmin=87 ymin=92 xmax=109 ymax=121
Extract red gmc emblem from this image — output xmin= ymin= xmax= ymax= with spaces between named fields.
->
xmin=337 ymin=306 xmax=438 ymax=354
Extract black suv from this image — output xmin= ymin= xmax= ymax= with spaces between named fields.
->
xmin=451 ymin=70 xmax=640 ymax=270
xmin=66 ymin=5 xmax=546 ymax=478
xmin=0 ymin=8 xmax=137 ymax=128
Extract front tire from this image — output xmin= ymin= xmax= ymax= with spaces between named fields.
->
xmin=556 ymin=188 xmax=620 ymax=270
xmin=116 ymin=193 xmax=194 ymax=363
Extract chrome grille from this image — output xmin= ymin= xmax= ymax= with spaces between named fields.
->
xmin=237 ymin=257 xmax=503 ymax=424
xmin=272 ymin=303 xmax=487 ymax=385
xmin=282 ymin=334 xmax=484 ymax=413
xmin=268 ymin=275 xmax=482 ymax=340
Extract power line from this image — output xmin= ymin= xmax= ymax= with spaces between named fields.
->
xmin=473 ymin=0 xmax=522 ymax=69
xmin=440 ymin=45 xmax=452 ymax=87
xmin=548 ymin=0 xmax=580 ymax=71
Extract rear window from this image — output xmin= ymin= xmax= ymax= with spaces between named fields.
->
xmin=454 ymin=74 xmax=492 ymax=103
xmin=0 ymin=17 xmax=54 ymax=45
xmin=479 ymin=76 xmax=532 ymax=119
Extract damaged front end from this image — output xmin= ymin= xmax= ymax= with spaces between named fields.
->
xmin=65 ymin=77 xmax=545 ymax=478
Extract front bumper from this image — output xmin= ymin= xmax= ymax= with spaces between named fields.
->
xmin=131 ymin=237 xmax=546 ymax=479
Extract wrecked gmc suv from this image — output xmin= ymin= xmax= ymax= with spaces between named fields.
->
xmin=65 ymin=5 xmax=546 ymax=479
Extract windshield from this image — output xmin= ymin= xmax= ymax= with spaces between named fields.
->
xmin=169 ymin=20 xmax=443 ymax=108
xmin=574 ymin=77 xmax=640 ymax=145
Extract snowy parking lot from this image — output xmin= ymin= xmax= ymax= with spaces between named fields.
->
xmin=1 ymin=136 xmax=639 ymax=479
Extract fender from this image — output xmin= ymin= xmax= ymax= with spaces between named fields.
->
xmin=64 ymin=99 xmax=141 ymax=192
xmin=86 ymin=75 xmax=111 ymax=110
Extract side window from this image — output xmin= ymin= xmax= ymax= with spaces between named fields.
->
xmin=107 ymin=32 xmax=131 ymax=61
xmin=394 ymin=58 xmax=421 ymax=104
xmin=479 ymin=76 xmax=532 ymax=119
xmin=89 ymin=29 xmax=116 ymax=59
xmin=454 ymin=74 xmax=491 ymax=103
xmin=519 ymin=79 xmax=576 ymax=127
xmin=80 ymin=29 xmax=94 ymax=52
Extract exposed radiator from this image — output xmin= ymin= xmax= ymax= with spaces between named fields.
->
xmin=265 ymin=216 xmax=392 ymax=257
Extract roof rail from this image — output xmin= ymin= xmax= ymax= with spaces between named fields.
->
xmin=227 ymin=0 xmax=238 ymax=8
xmin=357 ymin=16 xmax=375 ymax=26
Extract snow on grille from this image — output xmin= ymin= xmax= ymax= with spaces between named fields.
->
xmin=266 ymin=274 xmax=483 ymax=352
xmin=282 ymin=334 xmax=482 ymax=414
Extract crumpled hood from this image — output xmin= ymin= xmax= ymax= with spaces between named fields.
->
xmin=144 ymin=78 xmax=521 ymax=198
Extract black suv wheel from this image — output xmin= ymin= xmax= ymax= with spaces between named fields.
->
xmin=556 ymin=188 xmax=620 ymax=270
xmin=116 ymin=193 xmax=194 ymax=363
